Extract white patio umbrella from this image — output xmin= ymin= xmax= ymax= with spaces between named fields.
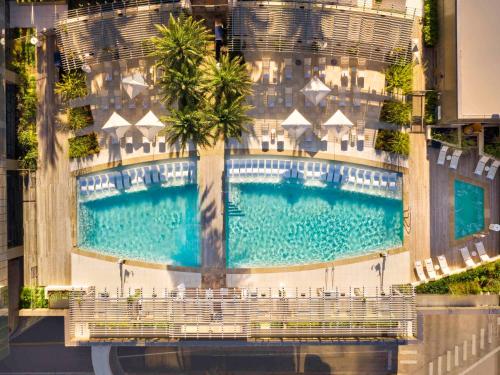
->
xmin=102 ymin=112 xmax=132 ymax=140
xmin=300 ymin=76 xmax=331 ymax=105
xmin=122 ymin=72 xmax=148 ymax=99
xmin=323 ymin=109 xmax=354 ymax=137
xmin=135 ymin=110 xmax=165 ymax=141
xmin=281 ymin=109 xmax=312 ymax=138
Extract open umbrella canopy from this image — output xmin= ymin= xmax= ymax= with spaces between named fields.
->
xmin=135 ymin=110 xmax=165 ymax=141
xmin=281 ymin=109 xmax=312 ymax=138
xmin=300 ymin=76 xmax=331 ymax=105
xmin=102 ymin=112 xmax=132 ymax=139
xmin=122 ymin=72 xmax=148 ymax=99
xmin=323 ymin=109 xmax=354 ymax=127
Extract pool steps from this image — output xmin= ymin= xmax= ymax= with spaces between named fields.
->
xmin=79 ymin=160 xmax=196 ymax=195
xmin=226 ymin=158 xmax=399 ymax=192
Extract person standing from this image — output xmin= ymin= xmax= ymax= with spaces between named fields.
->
xmin=215 ymin=19 xmax=224 ymax=61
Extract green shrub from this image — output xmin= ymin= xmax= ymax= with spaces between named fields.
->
xmin=68 ymin=105 xmax=93 ymax=131
xmin=55 ymin=70 xmax=88 ymax=103
xmin=375 ymin=129 xmax=410 ymax=156
xmin=20 ymin=287 xmax=48 ymax=309
xmin=483 ymin=127 xmax=500 ymax=158
xmin=423 ymin=0 xmax=439 ymax=47
xmin=69 ymin=133 xmax=100 ymax=159
xmin=424 ymin=90 xmax=438 ymax=125
xmin=10 ymin=29 xmax=38 ymax=169
xmin=416 ymin=260 xmax=500 ymax=295
xmin=385 ymin=60 xmax=413 ymax=95
xmin=430 ymin=127 xmax=458 ymax=145
xmin=380 ymin=100 xmax=411 ymax=127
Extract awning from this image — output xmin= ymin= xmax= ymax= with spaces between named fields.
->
xmin=135 ymin=110 xmax=165 ymax=141
xmin=122 ymin=73 xmax=148 ymax=99
xmin=281 ymin=109 xmax=312 ymax=138
xmin=102 ymin=112 xmax=132 ymax=139
xmin=300 ymin=76 xmax=331 ymax=105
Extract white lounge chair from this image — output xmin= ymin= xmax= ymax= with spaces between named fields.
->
xmin=414 ymin=261 xmax=427 ymax=282
xmin=333 ymin=165 xmax=341 ymax=183
xmin=107 ymin=173 xmax=116 ymax=190
xmin=297 ymin=161 xmax=305 ymax=179
xmin=262 ymin=129 xmax=270 ymax=149
xmin=158 ymin=165 xmax=167 ymax=183
xmin=150 ymin=165 xmax=160 ymax=184
xmin=121 ymin=172 xmax=131 ymax=189
xmin=372 ymin=172 xmax=381 ymax=188
xmin=284 ymin=58 xmax=293 ymax=80
xmin=474 ymin=156 xmax=490 ymax=176
xmin=284 ymin=87 xmax=293 ymax=108
xmin=388 ymin=173 xmax=397 ymax=190
xmin=166 ymin=164 xmax=174 ymax=181
xmin=93 ymin=175 xmax=103 ymax=191
xmin=449 ymin=149 xmax=462 ymax=170
xmin=348 ymin=168 xmax=357 ymax=184
xmin=437 ymin=255 xmax=451 ymax=276
xmin=356 ymin=169 xmax=364 ymax=185
xmin=363 ymin=170 xmax=372 ymax=186
xmin=79 ymin=178 xmax=88 ymax=195
xmin=143 ymin=167 xmax=152 ymax=185
xmin=486 ymin=160 xmax=499 ymax=180
xmin=340 ymin=166 xmax=349 ymax=184
xmin=320 ymin=163 xmax=328 ymax=180
xmin=437 ymin=145 xmax=449 ymax=165
xmin=474 ymin=242 xmax=490 ymax=262
xmin=424 ymin=258 xmax=437 ymax=280
xmin=326 ymin=164 xmax=335 ymax=182
xmin=380 ymin=173 xmax=388 ymax=188
xmin=125 ymin=136 xmax=133 ymax=147
xmin=284 ymin=160 xmax=291 ymax=178
xmin=460 ymin=247 xmax=476 ymax=269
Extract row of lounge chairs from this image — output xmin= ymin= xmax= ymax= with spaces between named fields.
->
xmin=414 ymin=241 xmax=493 ymax=282
xmin=79 ymin=161 xmax=195 ymax=195
xmin=226 ymin=159 xmax=398 ymax=190
xmin=437 ymin=145 xmax=499 ymax=179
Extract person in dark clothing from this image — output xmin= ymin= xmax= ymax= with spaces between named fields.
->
xmin=215 ymin=19 xmax=224 ymax=61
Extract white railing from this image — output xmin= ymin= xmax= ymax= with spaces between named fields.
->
xmin=69 ymin=285 xmax=416 ymax=342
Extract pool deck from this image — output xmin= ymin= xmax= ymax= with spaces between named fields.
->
xmin=27 ymin=31 xmax=73 ymax=286
xmin=198 ymin=140 xmax=227 ymax=288
xmin=428 ymin=146 xmax=499 ymax=270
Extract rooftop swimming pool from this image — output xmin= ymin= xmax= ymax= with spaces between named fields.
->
xmin=77 ymin=157 xmax=404 ymax=269
xmin=77 ymin=160 xmax=200 ymax=267
xmin=226 ymin=158 xmax=403 ymax=268
xmin=454 ymin=179 xmax=484 ymax=239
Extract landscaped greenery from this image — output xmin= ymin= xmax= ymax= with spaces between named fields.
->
xmin=380 ymin=100 xmax=411 ymax=127
xmin=423 ymin=0 xmax=439 ymax=47
xmin=10 ymin=28 xmax=38 ymax=169
xmin=416 ymin=260 xmax=500 ymax=295
xmin=424 ymin=90 xmax=438 ymax=125
xmin=430 ymin=127 xmax=458 ymax=145
xmin=150 ymin=14 xmax=253 ymax=151
xmin=68 ymin=133 xmax=100 ymax=158
xmin=55 ymin=70 xmax=93 ymax=131
xmin=375 ymin=129 xmax=410 ymax=156
xmin=384 ymin=60 xmax=413 ymax=95
xmin=483 ymin=126 xmax=500 ymax=159
xmin=20 ymin=287 xmax=48 ymax=309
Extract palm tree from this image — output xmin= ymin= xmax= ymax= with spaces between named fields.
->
xmin=207 ymin=96 xmax=252 ymax=142
xmin=202 ymin=55 xmax=253 ymax=103
xmin=203 ymin=54 xmax=253 ymax=143
xmin=163 ymin=108 xmax=213 ymax=153
xmin=150 ymin=14 xmax=211 ymax=108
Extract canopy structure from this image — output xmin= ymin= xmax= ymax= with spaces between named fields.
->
xmin=281 ymin=109 xmax=312 ymax=138
xmin=122 ymin=72 xmax=148 ymax=99
xmin=135 ymin=110 xmax=165 ymax=141
xmin=102 ymin=112 xmax=132 ymax=140
xmin=300 ymin=76 xmax=331 ymax=105
xmin=323 ymin=109 xmax=353 ymax=136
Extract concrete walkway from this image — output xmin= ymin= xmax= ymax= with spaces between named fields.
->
xmin=198 ymin=140 xmax=226 ymax=288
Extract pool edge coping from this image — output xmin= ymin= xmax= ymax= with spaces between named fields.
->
xmin=448 ymin=172 xmax=491 ymax=247
xmin=72 ymin=246 xmax=409 ymax=274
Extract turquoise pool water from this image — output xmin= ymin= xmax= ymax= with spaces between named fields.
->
xmin=454 ymin=179 xmax=484 ymax=239
xmin=78 ymin=184 xmax=200 ymax=266
xmin=226 ymin=181 xmax=403 ymax=268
